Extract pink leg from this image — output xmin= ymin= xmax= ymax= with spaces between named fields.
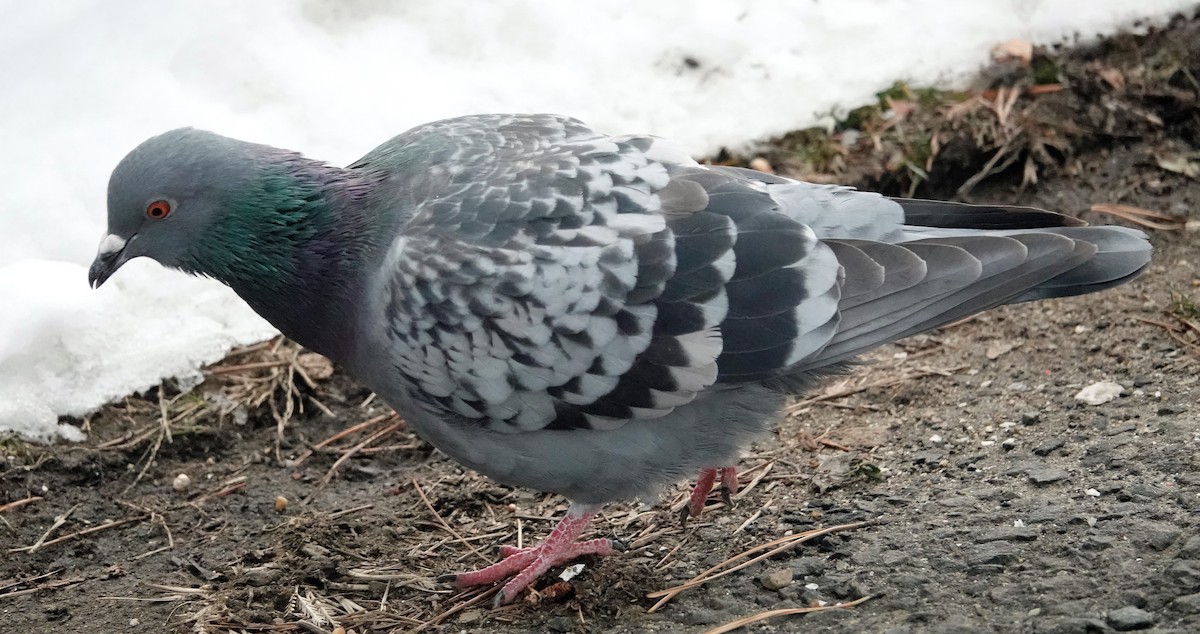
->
xmin=681 ymin=465 xmax=739 ymax=526
xmin=683 ymin=468 xmax=717 ymax=522
xmin=720 ymin=466 xmax=739 ymax=504
xmin=447 ymin=503 xmax=616 ymax=606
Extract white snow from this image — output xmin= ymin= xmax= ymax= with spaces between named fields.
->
xmin=1 ymin=0 xmax=1195 ymax=440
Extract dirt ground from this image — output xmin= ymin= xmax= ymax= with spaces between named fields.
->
xmin=3 ymin=13 xmax=1200 ymax=634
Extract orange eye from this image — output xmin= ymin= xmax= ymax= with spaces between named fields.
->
xmin=146 ymin=200 xmax=172 ymax=219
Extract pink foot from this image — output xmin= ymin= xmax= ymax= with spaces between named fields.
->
xmin=445 ymin=504 xmax=618 ymax=606
xmin=680 ymin=466 xmax=739 ymax=525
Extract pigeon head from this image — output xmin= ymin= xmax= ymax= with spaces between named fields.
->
xmin=91 ymin=128 xmax=382 ymax=360
xmin=90 ymin=128 xmax=259 ymax=288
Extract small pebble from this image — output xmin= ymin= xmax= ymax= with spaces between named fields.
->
xmin=1075 ymin=381 xmax=1124 ymax=405
xmin=546 ymin=615 xmax=576 ymax=632
xmin=1173 ymin=593 xmax=1200 ymax=614
xmin=760 ymin=567 xmax=794 ymax=590
xmin=172 ymin=473 xmax=191 ymax=492
xmin=275 ymin=495 xmax=289 ymax=513
xmin=1086 ymin=488 xmax=1101 ymax=497
xmin=456 ymin=609 xmax=482 ymax=624
xmin=1106 ymin=606 xmax=1154 ymax=631
xmin=1028 ymin=467 xmax=1069 ymax=485
xmin=129 ymin=618 xmax=140 ymax=627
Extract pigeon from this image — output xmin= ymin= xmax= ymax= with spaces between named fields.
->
xmin=90 ymin=114 xmax=1151 ymax=605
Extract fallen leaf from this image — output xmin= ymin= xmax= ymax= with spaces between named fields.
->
xmin=991 ymin=38 xmax=1033 ymax=65
xmin=748 ymin=156 xmax=774 ymax=174
xmin=886 ymin=97 xmax=915 ymax=121
xmin=986 ymin=341 xmax=1019 ymax=360
xmin=1156 ymin=153 xmax=1200 ymax=180
xmin=1097 ymin=67 xmax=1125 ymax=91
xmin=297 ymin=352 xmax=334 ymax=380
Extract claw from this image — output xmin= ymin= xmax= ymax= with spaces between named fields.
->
xmin=719 ymin=466 xmax=739 ymax=508
xmin=446 ymin=503 xmax=616 ymax=606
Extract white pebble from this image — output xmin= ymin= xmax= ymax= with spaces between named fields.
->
xmin=929 ymin=434 xmax=943 ymax=443
xmin=558 ymin=563 xmax=586 ymax=581
xmin=805 ymin=582 xmax=820 ymax=590
xmin=1074 ymin=381 xmax=1124 ymax=405
xmin=172 ymin=473 xmax=191 ymax=492
xmin=1085 ymin=488 xmax=1101 ymax=497
xmin=1074 ymin=324 xmax=1088 ymax=334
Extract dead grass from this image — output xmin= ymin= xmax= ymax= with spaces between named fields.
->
xmin=719 ymin=23 xmax=1200 ymax=210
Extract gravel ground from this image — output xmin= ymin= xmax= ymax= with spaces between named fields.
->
xmin=2 ymin=13 xmax=1198 ymax=634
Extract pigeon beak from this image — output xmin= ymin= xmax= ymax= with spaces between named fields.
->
xmin=88 ymin=233 xmax=131 ymax=289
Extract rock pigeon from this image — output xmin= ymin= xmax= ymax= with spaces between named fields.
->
xmin=90 ymin=114 xmax=1151 ymax=605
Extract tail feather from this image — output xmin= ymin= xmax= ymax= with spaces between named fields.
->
xmin=806 ymin=233 xmax=1096 ymax=369
xmin=707 ymin=174 xmax=1153 ymax=386
xmin=893 ymin=198 xmax=1087 ymax=230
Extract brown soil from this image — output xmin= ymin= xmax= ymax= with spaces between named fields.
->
xmin=3 ymin=12 xmax=1199 ymax=634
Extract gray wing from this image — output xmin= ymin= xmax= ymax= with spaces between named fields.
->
xmin=366 ymin=115 xmax=1150 ymax=434
xmin=711 ymin=167 xmax=1152 ymax=373
xmin=367 ymin=115 xmax=841 ymax=432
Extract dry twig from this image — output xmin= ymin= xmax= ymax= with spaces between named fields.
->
xmin=0 ymin=496 xmax=42 ymax=514
xmin=1090 ymin=203 xmax=1187 ymax=230
xmin=786 ymin=365 xmax=964 ymax=413
xmin=10 ymin=513 xmax=148 ymax=553
xmin=702 ymin=595 xmax=874 ymax=634
xmin=301 ymin=420 xmax=403 ymax=504
xmin=646 ymin=520 xmax=871 ymax=612
xmin=411 ymin=479 xmax=490 ymax=563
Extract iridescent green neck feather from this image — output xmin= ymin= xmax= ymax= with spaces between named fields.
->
xmin=179 ymin=157 xmax=382 ymax=361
